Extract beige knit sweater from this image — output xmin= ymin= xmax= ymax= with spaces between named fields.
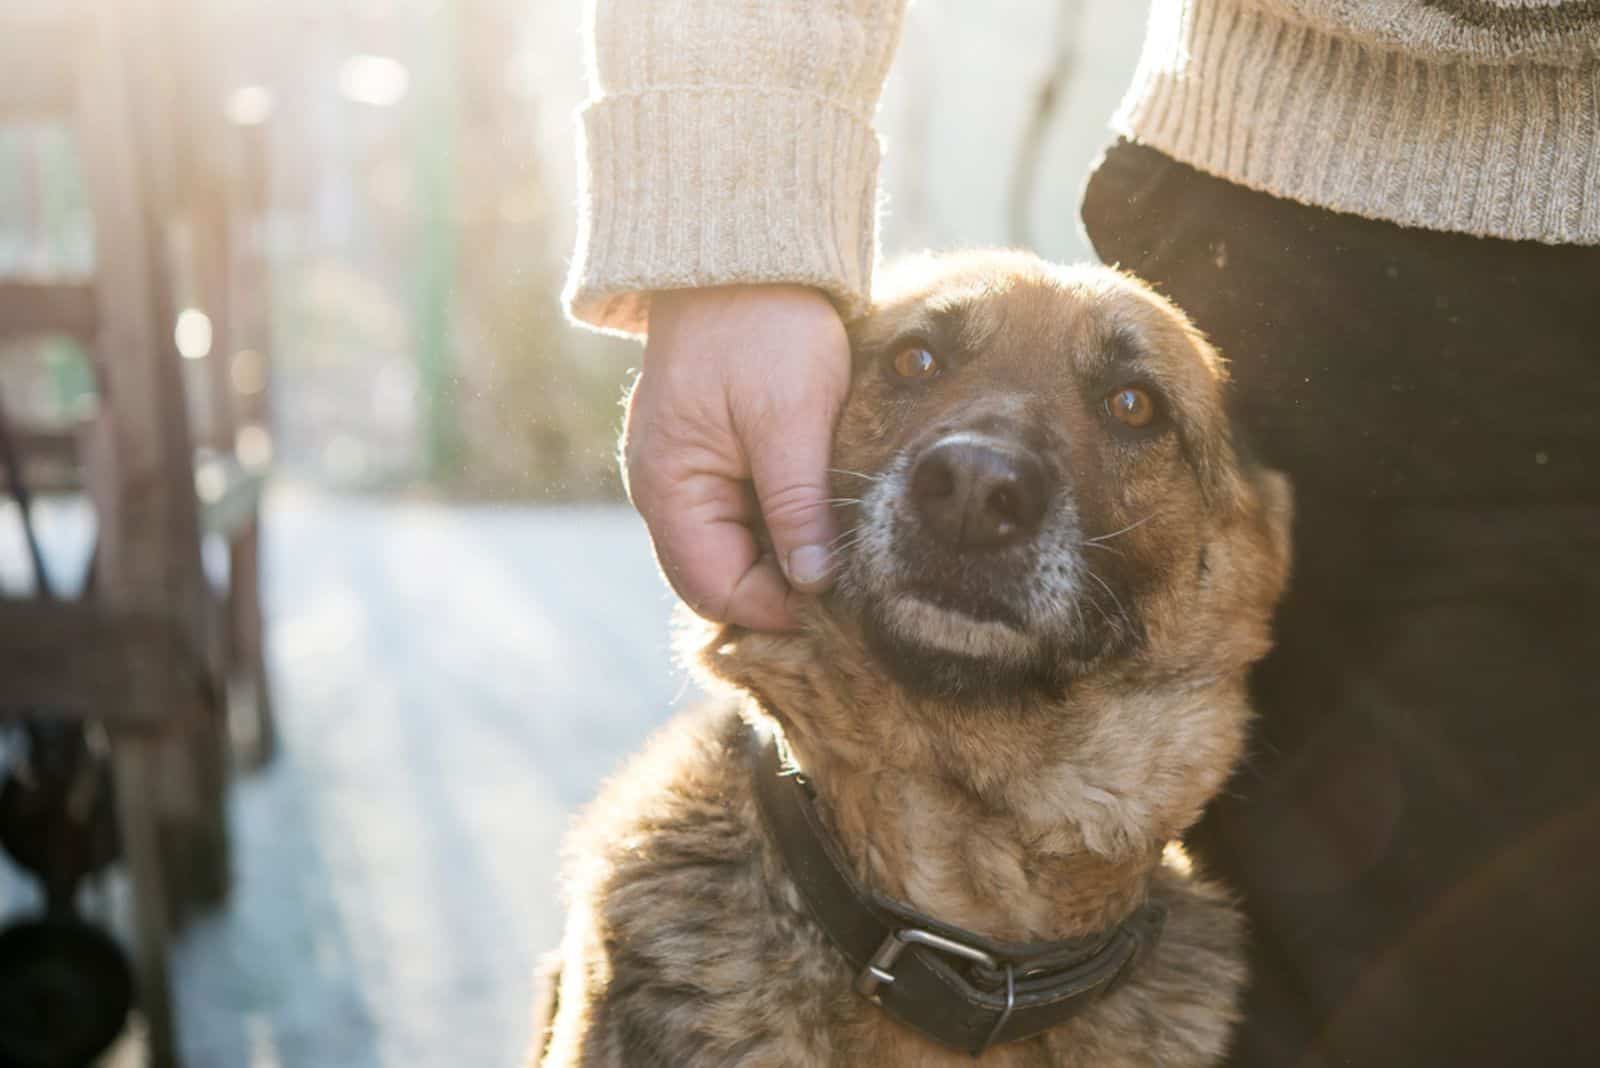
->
xmin=567 ymin=0 xmax=1600 ymax=335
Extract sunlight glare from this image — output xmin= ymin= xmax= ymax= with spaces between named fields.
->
xmin=237 ymin=425 xmax=274 ymax=469
xmin=224 ymin=85 xmax=275 ymax=126
xmin=195 ymin=459 xmax=226 ymax=503
xmin=338 ymin=54 xmax=410 ymax=107
xmin=175 ymin=308 xmax=213 ymax=359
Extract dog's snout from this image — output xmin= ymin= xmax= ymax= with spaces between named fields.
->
xmin=909 ymin=439 xmax=1049 ymax=549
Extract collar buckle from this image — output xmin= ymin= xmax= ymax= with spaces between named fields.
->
xmin=855 ymin=928 xmax=1019 ymax=1056
xmin=854 ymin=927 xmax=999 ymax=1001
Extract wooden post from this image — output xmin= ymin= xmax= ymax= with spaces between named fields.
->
xmin=226 ymin=70 xmax=279 ymax=768
xmin=72 ymin=4 xmax=223 ymax=1060
xmin=109 ymin=737 xmax=180 ymax=1068
xmin=175 ymin=108 xmax=239 ymax=915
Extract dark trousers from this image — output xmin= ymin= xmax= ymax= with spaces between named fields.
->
xmin=1082 ymin=141 xmax=1600 ymax=1067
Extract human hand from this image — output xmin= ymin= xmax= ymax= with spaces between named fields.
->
xmin=623 ymin=285 xmax=851 ymax=630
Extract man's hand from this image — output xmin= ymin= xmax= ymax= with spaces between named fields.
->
xmin=624 ymin=285 xmax=851 ymax=630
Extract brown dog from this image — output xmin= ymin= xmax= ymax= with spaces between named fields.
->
xmin=535 ymin=251 xmax=1293 ymax=1066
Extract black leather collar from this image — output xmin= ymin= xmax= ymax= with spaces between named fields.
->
xmin=748 ymin=723 xmax=1166 ymax=1057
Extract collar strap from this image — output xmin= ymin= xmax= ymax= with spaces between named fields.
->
xmin=748 ymin=724 xmax=1166 ymax=1057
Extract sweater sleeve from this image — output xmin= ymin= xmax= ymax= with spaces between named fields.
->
xmin=564 ymin=0 xmax=909 ymax=336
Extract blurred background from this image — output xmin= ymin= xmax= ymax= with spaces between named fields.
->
xmin=0 ymin=1 xmax=1147 ymax=1065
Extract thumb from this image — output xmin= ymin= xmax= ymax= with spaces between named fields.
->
xmin=747 ymin=406 xmax=840 ymax=594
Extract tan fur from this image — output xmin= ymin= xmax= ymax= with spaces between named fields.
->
xmin=537 ymin=252 xmax=1293 ymax=1067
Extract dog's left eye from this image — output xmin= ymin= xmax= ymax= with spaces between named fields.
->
xmin=1105 ymin=386 xmax=1159 ymax=429
xmin=890 ymin=346 xmax=941 ymax=380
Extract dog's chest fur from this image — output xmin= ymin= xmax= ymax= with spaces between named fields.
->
xmin=543 ymin=706 xmax=1245 ymax=1068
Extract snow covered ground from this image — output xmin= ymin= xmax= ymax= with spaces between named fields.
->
xmin=1 ymin=490 xmax=694 ymax=1067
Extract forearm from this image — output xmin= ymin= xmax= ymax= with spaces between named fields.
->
xmin=565 ymin=0 xmax=909 ymax=336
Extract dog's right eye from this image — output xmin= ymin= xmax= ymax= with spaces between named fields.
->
xmin=1106 ymin=386 xmax=1158 ymax=428
xmin=890 ymin=345 xmax=941 ymax=381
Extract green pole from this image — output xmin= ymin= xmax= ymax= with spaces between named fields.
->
xmin=414 ymin=0 xmax=459 ymax=479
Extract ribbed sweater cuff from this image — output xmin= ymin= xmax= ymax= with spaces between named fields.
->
xmin=565 ymin=87 xmax=882 ymax=337
xmin=1115 ymin=0 xmax=1600 ymax=245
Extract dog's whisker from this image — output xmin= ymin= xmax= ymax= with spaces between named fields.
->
xmin=827 ymin=535 xmax=868 ymax=557
xmin=827 ymin=527 xmax=867 ymax=550
xmin=1084 ymin=568 xmax=1133 ymax=636
xmin=828 ymin=467 xmax=884 ymax=484
xmin=830 ymin=535 xmax=870 ymax=559
xmin=820 ymin=497 xmax=865 ymax=507
xmin=1082 ymin=541 xmax=1125 ymax=558
xmin=1080 ymin=587 xmax=1119 ymax=633
xmin=1086 ymin=512 xmax=1159 ymax=545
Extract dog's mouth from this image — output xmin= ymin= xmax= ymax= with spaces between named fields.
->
xmin=870 ymin=591 xmax=1034 ymax=662
xmin=829 ymin=434 xmax=1147 ymax=696
xmin=846 ymin=540 xmax=1139 ymax=698
xmin=830 ymin=480 xmax=1069 ymax=697
xmin=900 ymin=582 xmax=1026 ymax=628
xmin=854 ymin=581 xmax=1058 ymax=699
xmin=862 ymin=519 xmax=1048 ymax=659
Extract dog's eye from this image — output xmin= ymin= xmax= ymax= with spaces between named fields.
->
xmin=1105 ymin=386 xmax=1158 ymax=429
xmin=890 ymin=346 xmax=941 ymax=380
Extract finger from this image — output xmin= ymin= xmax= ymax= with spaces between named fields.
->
xmin=747 ymin=412 xmax=839 ymax=594
xmin=641 ymin=476 xmax=798 ymax=630
xmin=725 ymin=554 xmax=800 ymax=631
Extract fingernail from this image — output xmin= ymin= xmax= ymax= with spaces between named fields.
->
xmin=787 ymin=545 xmax=831 ymax=588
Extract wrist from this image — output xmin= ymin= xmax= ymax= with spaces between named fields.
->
xmin=650 ymin=283 xmax=832 ymax=316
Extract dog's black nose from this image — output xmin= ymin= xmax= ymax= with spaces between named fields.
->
xmin=909 ymin=439 xmax=1049 ymax=549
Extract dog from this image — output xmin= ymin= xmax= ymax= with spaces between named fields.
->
xmin=534 ymin=251 xmax=1293 ymax=1066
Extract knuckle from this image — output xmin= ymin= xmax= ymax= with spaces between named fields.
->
xmin=759 ymin=481 xmax=829 ymax=530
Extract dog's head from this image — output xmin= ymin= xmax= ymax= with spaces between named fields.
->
xmin=696 ymin=252 xmax=1292 ymax=852
xmin=823 ymin=251 xmax=1291 ymax=700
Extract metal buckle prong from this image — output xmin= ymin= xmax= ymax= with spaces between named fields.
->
xmin=972 ymin=961 xmax=1017 ymax=1058
xmin=854 ymin=927 xmax=1000 ymax=1001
